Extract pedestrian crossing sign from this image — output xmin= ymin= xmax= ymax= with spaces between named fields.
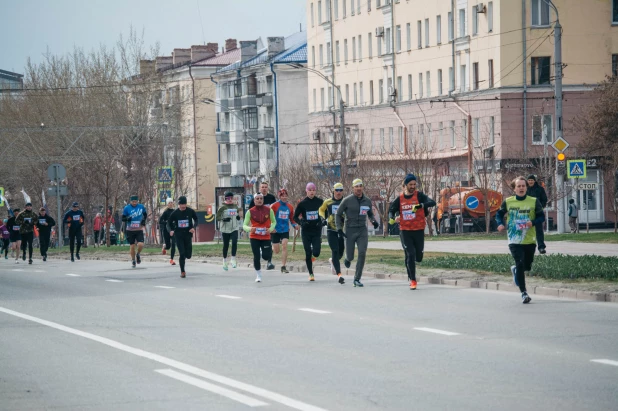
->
xmin=567 ymin=159 xmax=586 ymax=179
xmin=157 ymin=166 xmax=174 ymax=185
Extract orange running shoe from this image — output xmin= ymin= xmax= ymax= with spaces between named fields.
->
xmin=311 ymin=257 xmax=316 ymax=263
xmin=180 ymin=272 xmax=186 ymax=278
xmin=309 ymin=274 xmax=315 ymax=281
xmin=170 ymin=260 xmax=176 ymax=265
xmin=410 ymin=280 xmax=417 ymax=290
xmin=162 ymin=247 xmax=167 ymax=255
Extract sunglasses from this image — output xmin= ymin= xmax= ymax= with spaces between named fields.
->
xmin=335 ymin=189 xmax=344 ymax=192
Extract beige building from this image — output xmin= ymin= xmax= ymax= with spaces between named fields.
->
xmin=306 ymin=0 xmax=618 ymax=227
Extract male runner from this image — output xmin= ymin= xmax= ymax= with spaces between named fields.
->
xmin=270 ymin=188 xmax=298 ymax=273
xmin=36 ymin=207 xmax=56 ymax=261
xmin=336 ymin=179 xmax=380 ymax=287
xmin=7 ymin=209 xmax=21 ymax=263
xmin=526 ymin=175 xmax=548 ymax=254
xmin=319 ymin=182 xmax=346 ymax=284
xmin=216 ymin=191 xmax=242 ymax=271
xmin=159 ymin=198 xmax=177 ymax=265
xmin=167 ymin=196 xmax=198 ymax=278
xmin=243 ymin=193 xmax=276 ymax=282
xmin=389 ymin=174 xmax=436 ymax=290
xmin=16 ymin=202 xmax=38 ymax=264
xmin=1 ymin=219 xmax=10 ymax=259
xmin=249 ymin=181 xmax=277 ymax=269
xmin=496 ymin=176 xmax=545 ymax=304
xmin=293 ymin=183 xmax=324 ymax=281
xmin=122 ymin=195 xmax=148 ymax=268
xmin=64 ymin=202 xmax=85 ymax=262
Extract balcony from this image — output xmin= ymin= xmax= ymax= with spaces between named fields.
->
xmin=246 ymin=129 xmax=258 ymax=141
xmin=216 ymin=163 xmax=231 ymax=176
xmin=227 ymin=97 xmax=241 ymax=110
xmin=322 ymin=64 xmax=333 ymax=77
xmin=215 ymin=130 xmax=230 ymax=144
xmin=216 ymin=98 xmax=228 ymax=112
xmin=229 ymin=130 xmax=245 ymax=144
xmin=258 ymin=127 xmax=274 ymax=140
xmin=241 ymin=95 xmax=256 ymax=108
xmin=256 ymin=94 xmax=273 ymax=107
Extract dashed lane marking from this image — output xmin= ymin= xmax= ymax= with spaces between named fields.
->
xmin=216 ymin=295 xmax=242 ymax=300
xmin=414 ymin=327 xmax=460 ymax=336
xmin=105 ymin=279 xmax=124 ymax=283
xmin=298 ymin=308 xmax=331 ymax=314
xmin=591 ymin=359 xmax=618 ymax=367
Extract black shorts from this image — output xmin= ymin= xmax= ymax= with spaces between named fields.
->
xmin=10 ymin=232 xmax=21 ymax=242
xmin=126 ymin=230 xmax=144 ymax=245
xmin=271 ymin=232 xmax=289 ymax=244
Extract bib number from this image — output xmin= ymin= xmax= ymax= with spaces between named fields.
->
xmin=306 ymin=211 xmax=318 ymax=221
xmin=227 ymin=209 xmax=237 ymax=217
xmin=130 ymin=222 xmax=141 ymax=229
xmin=278 ymin=210 xmax=289 ymax=220
xmin=2 ymin=230 xmax=8 ymax=235
xmin=332 ymin=205 xmax=339 ymax=214
xmin=402 ymin=210 xmax=416 ymax=221
xmin=359 ymin=206 xmax=370 ymax=216
xmin=39 ymin=219 xmax=46 ymax=224
xmin=178 ymin=219 xmax=189 ymax=228
xmin=256 ymin=227 xmax=267 ymax=235
xmin=72 ymin=215 xmax=80 ymax=221
xmin=13 ymin=226 xmax=19 ymax=231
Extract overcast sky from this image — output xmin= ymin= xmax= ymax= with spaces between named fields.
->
xmin=0 ymin=0 xmax=307 ymax=74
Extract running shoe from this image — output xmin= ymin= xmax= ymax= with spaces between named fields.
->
xmin=311 ymin=257 xmax=317 ymax=263
xmin=22 ymin=254 xmax=26 ymax=261
xmin=511 ymin=265 xmax=519 ymax=286
xmin=132 ymin=260 xmax=136 ymax=268
xmin=5 ymin=255 xmax=8 ymax=259
xmin=162 ymin=247 xmax=166 ymax=255
xmin=267 ymin=262 xmax=275 ymax=270
xmin=338 ymin=275 xmax=345 ymax=285
xmin=255 ymin=272 xmax=262 ymax=283
xmin=170 ymin=259 xmax=176 ymax=265
xmin=231 ymin=258 xmax=237 ymax=268
xmin=223 ymin=259 xmax=229 ymax=271
xmin=353 ymin=279 xmax=364 ymax=287
xmin=76 ymin=253 xmax=80 ymax=261
xmin=344 ymin=259 xmax=351 ymax=269
xmin=136 ymin=253 xmax=141 ymax=264
xmin=28 ymin=259 xmax=32 ymax=265
xmin=71 ymin=256 xmax=74 ymax=262
xmin=410 ymin=280 xmax=417 ymax=290
xmin=522 ymin=292 xmax=532 ymax=304
xmin=43 ymin=256 xmax=47 ymax=262
xmin=309 ymin=274 xmax=315 ymax=281
xmin=329 ymin=258 xmax=336 ymax=275
xmin=15 ymin=260 xmax=19 ymax=264
xmin=281 ymin=266 xmax=289 ymax=273
xmin=180 ymin=271 xmax=186 ymax=278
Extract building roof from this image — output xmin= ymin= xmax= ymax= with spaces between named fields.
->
xmin=192 ymin=48 xmax=242 ymax=67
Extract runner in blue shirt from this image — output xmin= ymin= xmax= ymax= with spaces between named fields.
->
xmin=122 ymin=195 xmax=148 ymax=268
xmin=270 ymin=188 xmax=298 ymax=273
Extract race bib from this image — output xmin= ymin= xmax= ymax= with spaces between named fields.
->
xmin=306 ymin=211 xmax=318 ymax=221
xmin=39 ymin=219 xmax=46 ymax=224
xmin=13 ymin=226 xmax=20 ymax=231
xmin=72 ymin=215 xmax=80 ymax=221
xmin=130 ymin=222 xmax=141 ymax=229
xmin=227 ymin=209 xmax=238 ymax=217
xmin=515 ymin=219 xmax=529 ymax=230
xmin=359 ymin=206 xmax=370 ymax=216
xmin=255 ymin=227 xmax=267 ymax=235
xmin=278 ymin=210 xmax=289 ymax=220
xmin=402 ymin=210 xmax=416 ymax=221
xmin=178 ymin=219 xmax=189 ymax=228
xmin=24 ymin=218 xmax=32 ymax=223
xmin=332 ymin=205 xmax=339 ymax=214
xmin=2 ymin=230 xmax=8 ymax=235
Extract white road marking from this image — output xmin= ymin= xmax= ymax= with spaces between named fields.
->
xmin=156 ymin=369 xmax=268 ymax=407
xmin=298 ymin=308 xmax=331 ymax=314
xmin=105 ymin=279 xmax=124 ymax=283
xmin=34 ymin=270 xmax=46 ymax=273
xmin=12 ymin=269 xmax=25 ymax=272
xmin=414 ymin=327 xmax=460 ymax=336
xmin=65 ymin=274 xmax=81 ymax=277
xmin=155 ymin=286 xmax=175 ymax=289
xmin=216 ymin=295 xmax=242 ymax=300
xmin=0 ymin=307 xmax=329 ymax=411
xmin=591 ymin=359 xmax=618 ymax=367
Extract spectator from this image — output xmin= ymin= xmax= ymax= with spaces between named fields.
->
xmin=526 ymin=175 xmax=548 ymax=254
xmin=568 ymin=199 xmax=578 ymax=233
xmin=93 ymin=212 xmax=102 ymax=247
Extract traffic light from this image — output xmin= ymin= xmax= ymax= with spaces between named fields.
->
xmin=556 ymin=152 xmax=566 ymax=174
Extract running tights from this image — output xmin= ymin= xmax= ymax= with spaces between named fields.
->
xmin=400 ymin=230 xmax=425 ymax=281
xmin=222 ymin=231 xmax=238 ymax=258
xmin=250 ymin=238 xmax=272 ymax=271
xmin=301 ymin=231 xmax=321 ymax=274
xmin=175 ymin=233 xmax=193 ymax=273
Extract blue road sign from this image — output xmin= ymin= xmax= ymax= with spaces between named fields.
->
xmin=465 ymin=195 xmax=479 ymax=210
xmin=567 ymin=160 xmax=586 ymax=179
xmin=245 ymin=195 xmax=252 ymax=207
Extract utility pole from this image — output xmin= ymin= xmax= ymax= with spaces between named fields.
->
xmin=554 ymin=19 xmax=565 ymax=234
xmin=339 ymin=98 xmax=346 ymax=184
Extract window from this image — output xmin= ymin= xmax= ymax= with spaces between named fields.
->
xmin=352 ymin=37 xmax=357 ymax=61
xmin=425 ymin=19 xmax=430 ymax=47
xmin=357 ymin=0 xmax=361 ymax=14
xmin=473 ymin=62 xmax=479 ymax=90
xmin=396 ymin=25 xmax=402 ymax=52
xmin=449 ymin=67 xmax=454 ymax=91
xmin=313 ymin=89 xmax=317 ymax=111
xmin=380 ymin=128 xmax=385 ymax=153
xmin=488 ymin=59 xmax=494 ymax=87
xmin=379 ymin=79 xmax=384 ymax=102
xmin=386 ymin=27 xmax=392 ymax=53
xmin=438 ymin=69 xmax=443 ymax=95
xmin=359 ymin=82 xmax=364 ymax=105
xmin=353 ymin=83 xmax=358 ymax=105
xmin=417 ymin=20 xmax=422 ymax=48
xmin=351 ymin=0 xmax=355 ymax=15
xmin=460 ymin=64 xmax=467 ymax=91
xmin=473 ymin=118 xmax=480 ymax=146
xmin=326 ymin=0 xmax=331 ymax=21
xmin=613 ymin=54 xmax=618 ymax=77
xmin=450 ymin=120 xmax=456 ymax=147
xmin=488 ymin=2 xmax=494 ymax=32
xmin=319 ymin=44 xmax=324 ymax=66
xmin=398 ymin=127 xmax=404 ymax=152
xmin=328 ymin=86 xmax=333 ymax=106
xmin=334 ymin=0 xmax=339 ymax=19
xmin=321 ymin=88 xmax=325 ymax=111
xmin=489 ymin=116 xmax=495 ymax=145
xmin=243 ymin=108 xmax=258 ymax=129
xmin=311 ymin=3 xmax=315 ymax=27
xmin=614 ymin=0 xmax=618 ymax=23
xmin=389 ymin=127 xmax=394 ymax=153
xmin=406 ymin=23 xmax=411 ymax=50
xmin=343 ymin=0 xmax=346 ymax=17
xmin=311 ymin=46 xmax=316 ymax=68
xmin=459 ymin=8 xmax=466 ymax=37
xmin=437 ymin=15 xmax=442 ymax=44
xmin=358 ymin=35 xmax=363 ymax=60
xmin=336 ymin=41 xmax=340 ymax=64
xmin=427 ymin=124 xmax=433 ymax=148
xmin=377 ymin=32 xmax=382 ymax=55
xmin=344 ymin=39 xmax=348 ymax=63
xmin=368 ymin=0 xmax=371 ymax=12
xmin=418 ymin=73 xmax=423 ymax=98
xmin=408 ymin=74 xmax=413 ymax=100
xmin=472 ymin=5 xmax=478 ymax=35
xmin=397 ymin=76 xmax=402 ymax=100
xmin=532 ymin=114 xmax=553 ymax=144
xmin=368 ymin=33 xmax=373 ymax=57
xmin=426 ymin=71 xmax=431 ymax=97
xmin=345 ymin=84 xmax=350 ymax=104
xmin=326 ymin=42 xmax=332 ymax=64
xmin=531 ymin=56 xmax=551 ymax=85
xmin=438 ymin=122 xmax=444 ymax=149
xmin=370 ymin=129 xmax=375 ymax=153
xmin=370 ymin=80 xmax=374 ymax=104
xmin=531 ymin=0 xmax=550 ymax=26
xmin=407 ymin=125 xmax=414 ymax=151
xmin=462 ymin=119 xmax=468 ymax=148
xmin=419 ymin=124 xmax=425 ymax=148
xmin=318 ymin=0 xmax=322 ymax=24
xmin=448 ymin=12 xmax=454 ymax=41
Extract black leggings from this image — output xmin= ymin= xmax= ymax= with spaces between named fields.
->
xmin=400 ymin=230 xmax=425 ymax=281
xmin=69 ymin=230 xmax=82 ymax=256
xmin=175 ymin=232 xmax=193 ymax=273
xmin=1 ymin=239 xmax=9 ymax=257
xmin=21 ymin=232 xmax=34 ymax=259
xmin=162 ymin=227 xmax=176 ymax=260
xmin=327 ymin=230 xmax=344 ymax=274
xmin=301 ymin=231 xmax=322 ymax=274
xmin=250 ymin=238 xmax=272 ymax=271
xmin=222 ymin=231 xmax=238 ymax=258
xmin=39 ymin=232 xmax=51 ymax=257
xmin=508 ymin=244 xmax=536 ymax=293
xmin=94 ymin=230 xmax=100 ymax=244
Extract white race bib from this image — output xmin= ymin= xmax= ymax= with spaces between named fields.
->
xmin=255 ymin=227 xmax=267 ymax=235
xmin=178 ymin=219 xmax=189 ymax=228
xmin=402 ymin=210 xmax=416 ymax=221
xmin=278 ymin=210 xmax=289 ymax=220
xmin=359 ymin=206 xmax=370 ymax=216
xmin=72 ymin=215 xmax=80 ymax=221
xmin=130 ymin=222 xmax=141 ymax=229
xmin=332 ymin=205 xmax=339 ymax=214
xmin=306 ymin=211 xmax=318 ymax=221
xmin=13 ymin=226 xmax=20 ymax=231
xmin=227 ymin=209 xmax=238 ymax=217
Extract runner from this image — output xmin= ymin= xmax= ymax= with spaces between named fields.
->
xmin=1 ymin=219 xmax=10 ymax=259
xmin=16 ymin=202 xmax=39 ymax=264
xmin=159 ymin=198 xmax=177 ymax=266
xmin=270 ymin=188 xmax=298 ymax=273
xmin=389 ymin=174 xmax=436 ymax=290
xmin=243 ymin=192 xmax=276 ymax=283
xmin=216 ymin=192 xmax=242 ymax=271
xmin=249 ymin=181 xmax=277 ymax=269
xmin=293 ymin=183 xmax=324 ymax=281
xmin=336 ymin=179 xmax=380 ymax=287
xmin=36 ymin=207 xmax=56 ymax=262
xmin=63 ymin=202 xmax=85 ymax=262
xmin=122 ymin=195 xmax=148 ymax=268
xmin=319 ymin=183 xmax=346 ymax=284
xmin=7 ymin=209 xmax=21 ymax=263
xmin=166 ymin=196 xmax=198 ymax=278
xmin=496 ymin=176 xmax=545 ymax=304
xmin=526 ymin=175 xmax=548 ymax=254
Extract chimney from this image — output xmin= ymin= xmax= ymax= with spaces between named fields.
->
xmin=225 ymin=38 xmax=237 ymax=52
xmin=191 ymin=45 xmax=214 ymax=62
xmin=139 ymin=59 xmax=155 ymax=75
xmin=267 ymin=37 xmax=285 ymax=58
xmin=205 ymin=42 xmax=219 ymax=54
xmin=155 ymin=56 xmax=173 ymax=71
xmin=172 ymin=48 xmax=191 ymax=65
xmin=240 ymin=40 xmax=258 ymax=63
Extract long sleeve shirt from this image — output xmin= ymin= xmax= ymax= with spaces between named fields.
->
xmin=242 ymin=208 xmax=276 ymax=233
xmin=249 ymin=193 xmax=277 ymax=209
xmin=388 ymin=191 xmax=436 ymax=220
xmin=336 ymin=194 xmax=376 ymax=230
xmin=166 ymin=207 xmax=198 ymax=234
xmin=64 ymin=210 xmax=85 ymax=233
xmin=36 ymin=214 xmax=56 ymax=234
xmin=319 ymin=197 xmax=344 ymax=231
xmin=293 ymin=196 xmax=324 ymax=233
xmin=216 ymin=204 xmax=242 ymax=233
xmin=16 ymin=210 xmax=39 ymax=234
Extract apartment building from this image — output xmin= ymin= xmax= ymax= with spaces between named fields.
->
xmin=212 ymin=32 xmax=308 ymax=191
xmin=306 ymin=0 xmax=618 ymax=226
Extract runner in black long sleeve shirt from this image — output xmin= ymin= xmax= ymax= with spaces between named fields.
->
xmin=166 ymin=196 xmax=198 ymax=278
xmin=293 ymin=183 xmax=324 ymax=280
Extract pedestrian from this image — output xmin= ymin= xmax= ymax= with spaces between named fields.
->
xmin=496 ymin=176 xmax=545 ymax=304
xmin=0 ymin=219 xmax=10 ymax=259
xmin=36 ymin=207 xmax=56 ymax=261
xmin=7 ymin=209 xmax=21 ymax=263
xmin=319 ymin=182 xmax=346 ymax=284
xmin=336 ymin=179 xmax=380 ymax=287
xmin=249 ymin=181 xmax=277 ymax=208
xmin=293 ymin=183 xmax=324 ymax=281
xmin=243 ymin=192 xmax=276 ymax=282
xmin=526 ymin=175 xmax=548 ymax=254
xmin=101 ymin=207 xmax=116 ymax=246
xmin=216 ymin=192 xmax=242 ymax=271
xmin=16 ymin=202 xmax=39 ymax=264
xmin=270 ymin=188 xmax=299 ymax=273
xmin=93 ymin=212 xmax=102 ymax=247
xmin=159 ymin=198 xmax=177 ymax=265
xmin=122 ymin=195 xmax=148 ymax=268
xmin=63 ymin=202 xmax=85 ymax=262
xmin=166 ymin=196 xmax=198 ymax=278
xmin=389 ymin=174 xmax=436 ymax=290
xmin=568 ymin=198 xmax=579 ymax=233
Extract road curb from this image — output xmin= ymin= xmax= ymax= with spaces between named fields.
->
xmin=47 ymin=255 xmax=617 ymax=304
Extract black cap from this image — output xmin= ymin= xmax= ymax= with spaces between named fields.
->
xmin=25 ymin=202 xmax=32 ymax=207
xmin=527 ymin=174 xmax=536 ymax=181
xmin=224 ymin=191 xmax=234 ymax=198
xmin=178 ymin=196 xmax=187 ymax=205
xmin=72 ymin=202 xmax=79 ymax=207
xmin=14 ymin=208 xmax=20 ymax=213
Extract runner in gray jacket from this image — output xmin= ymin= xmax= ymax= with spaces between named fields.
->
xmin=335 ymin=178 xmax=379 ymax=287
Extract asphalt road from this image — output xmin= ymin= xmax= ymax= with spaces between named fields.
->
xmin=1 ymin=257 xmax=617 ymax=411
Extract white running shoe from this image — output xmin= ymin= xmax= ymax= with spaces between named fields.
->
xmin=231 ymin=257 xmax=237 ymax=268
xmin=222 ymin=258 xmax=228 ymax=271
xmin=255 ymin=271 xmax=262 ymax=283
xmin=329 ymin=258 xmax=336 ymax=275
